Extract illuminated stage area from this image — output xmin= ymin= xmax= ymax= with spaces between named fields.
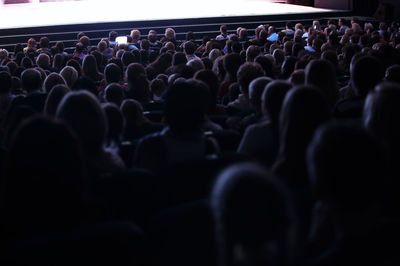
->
xmin=0 ymin=0 xmax=343 ymax=30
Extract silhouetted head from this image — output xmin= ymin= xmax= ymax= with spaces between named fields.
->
xmin=21 ymin=68 xmax=43 ymax=93
xmin=275 ymin=86 xmax=331 ymax=186
xmin=351 ymin=55 xmax=384 ymax=97
xmin=56 ymin=90 xmax=107 ymax=155
xmin=237 ymin=62 xmax=265 ymax=95
xmin=42 ymin=72 xmax=66 ymax=93
xmin=105 ymin=83 xmax=125 ymax=107
xmin=102 ymin=103 xmax=123 ymax=144
xmin=385 ymin=65 xmax=400 ymax=84
xmin=4 ymin=115 xmax=86 ymax=230
xmin=305 ymin=59 xmax=338 ymax=106
xmin=307 ymin=121 xmax=384 ymax=212
xmin=248 ymin=77 xmax=272 ymax=112
xmin=211 ymin=163 xmax=296 ymax=266
xmin=262 ymin=80 xmax=292 ymax=124
xmin=60 ymin=66 xmax=78 ymax=89
xmin=164 ymin=79 xmax=208 ymax=134
xmin=0 ymin=71 xmax=12 ymax=94
xmin=44 ymin=84 xmax=70 ymax=116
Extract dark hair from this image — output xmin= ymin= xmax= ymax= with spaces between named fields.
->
xmin=164 ymin=79 xmax=208 ymax=133
xmin=21 ymin=68 xmax=42 ymax=93
xmin=0 ymin=71 xmax=12 ymax=94
xmin=307 ymin=121 xmax=384 ymax=211
xmin=351 ymin=55 xmax=384 ymax=97
xmin=56 ymin=90 xmax=107 ymax=154
xmin=104 ymin=63 xmax=123 ymax=84
xmin=211 ymin=163 xmax=295 ymax=266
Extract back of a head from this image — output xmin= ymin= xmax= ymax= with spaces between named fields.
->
xmin=385 ymin=65 xmax=400 ymax=84
xmin=60 ymin=66 xmax=78 ymax=89
xmin=43 ymin=73 xmax=66 ymax=93
xmin=105 ymin=63 xmax=123 ymax=84
xmin=82 ymin=54 xmax=99 ymax=79
xmin=120 ymin=98 xmax=147 ymax=126
xmin=44 ymin=84 xmax=70 ymax=116
xmin=5 ymin=115 xmax=85 ymax=223
xmin=165 ymin=79 xmax=208 ymax=133
xmin=364 ymin=82 xmax=400 ymax=146
xmin=249 ymin=77 xmax=272 ymax=108
xmin=262 ymin=80 xmax=292 ymax=124
xmin=105 ymin=83 xmax=125 ymax=107
xmin=21 ymin=68 xmax=43 ymax=93
xmin=246 ymin=45 xmax=261 ymax=62
xmin=255 ymin=55 xmax=274 ymax=79
xmin=187 ymin=59 xmax=205 ymax=73
xmin=56 ymin=90 xmax=107 ymax=154
xmin=36 ymin=53 xmax=50 ymax=69
xmin=184 ymin=41 xmax=196 ymax=55
xmin=172 ymin=52 xmax=187 ymax=66
xmin=307 ymin=121 xmax=384 ymax=212
xmin=211 ymin=163 xmax=295 ymax=266
xmin=223 ymin=53 xmax=242 ymax=79
xmin=279 ymin=86 xmax=331 ymax=166
xmin=237 ymin=62 xmax=265 ymax=95
xmin=102 ymin=103 xmax=123 ymax=143
xmin=0 ymin=71 xmax=12 ymax=94
xmin=194 ymin=70 xmax=219 ymax=104
xmin=351 ymin=55 xmax=384 ymax=97
xmin=305 ymin=59 xmax=338 ymax=106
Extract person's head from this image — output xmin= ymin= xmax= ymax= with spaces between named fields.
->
xmin=211 ymin=163 xmax=295 ymax=266
xmin=39 ymin=36 xmax=50 ymax=49
xmin=262 ymin=80 xmax=292 ymax=124
xmin=0 ymin=49 xmax=9 ymax=62
xmin=82 ymin=54 xmax=100 ymax=80
xmin=209 ymin=49 xmax=222 ymax=62
xmin=147 ymin=29 xmax=158 ymax=43
xmin=184 ymin=41 xmax=196 ymax=55
xmin=150 ymin=78 xmax=166 ymax=100
xmin=281 ymin=56 xmax=298 ymax=79
xmin=56 ymin=90 xmax=107 ymax=154
xmin=164 ymin=79 xmax=208 ymax=134
xmin=120 ymin=98 xmax=148 ymax=127
xmin=0 ymin=71 xmax=12 ymax=94
xmin=97 ymin=40 xmax=108 ymax=53
xmin=246 ymin=45 xmax=261 ymax=62
xmin=36 ymin=53 xmax=50 ymax=69
xmin=108 ymin=31 xmax=118 ymax=42
xmin=305 ymin=59 xmax=338 ymax=107
xmin=351 ymin=55 xmax=384 ymax=97
xmin=27 ymin=38 xmax=37 ymax=49
xmin=220 ymin=24 xmax=228 ymax=35
xmin=187 ymin=59 xmax=205 ymax=73
xmin=385 ymin=65 xmax=400 ymax=84
xmin=4 ymin=115 xmax=86 ymax=225
xmin=273 ymin=49 xmax=285 ymax=67
xmin=307 ymin=121 xmax=384 ymax=212
xmin=248 ymin=77 xmax=272 ymax=112
xmin=43 ymin=72 xmax=67 ymax=93
xmin=66 ymin=58 xmax=82 ymax=77
xmin=165 ymin=41 xmax=175 ymax=52
xmin=194 ymin=69 xmax=219 ymax=109
xmin=104 ymin=63 xmax=123 ymax=84
xmin=276 ymin=86 xmax=331 ymax=185
xmin=79 ymin=36 xmax=90 ymax=48
xmin=126 ymin=63 xmax=150 ymax=102
xmin=105 ymin=83 xmax=125 ymax=107
xmin=364 ymin=82 xmax=400 ymax=151
xmin=60 ymin=66 xmax=78 ymax=89
xmin=21 ymin=68 xmax=43 ymax=93
xmin=237 ymin=62 xmax=265 ymax=95
xmin=223 ymin=53 xmax=242 ymax=82
xmin=165 ymin=28 xmax=176 ymax=39
xmin=102 ymin=103 xmax=123 ymax=144
xmin=44 ymin=84 xmax=70 ymax=116
xmin=172 ymin=52 xmax=187 ymax=66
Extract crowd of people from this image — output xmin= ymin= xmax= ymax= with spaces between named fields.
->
xmin=0 ymin=16 xmax=400 ymax=265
